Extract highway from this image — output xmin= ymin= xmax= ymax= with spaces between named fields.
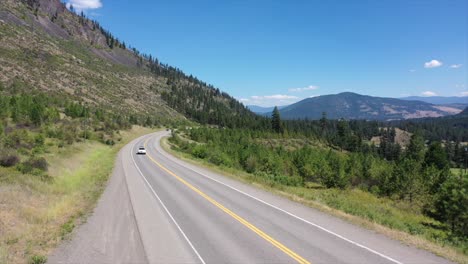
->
xmin=49 ymin=131 xmax=453 ymax=264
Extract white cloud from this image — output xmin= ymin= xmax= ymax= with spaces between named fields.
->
xmin=288 ymin=85 xmax=319 ymax=93
xmin=66 ymin=0 xmax=103 ymax=11
xmin=424 ymin=59 xmax=443 ymax=68
xmin=239 ymin=98 xmax=249 ymax=102
xmin=460 ymin=91 xmax=468 ymax=97
xmin=252 ymin=94 xmax=298 ymax=100
xmin=421 ymin=91 xmax=438 ymax=97
xmin=456 ymin=84 xmax=466 ymax=89
xmin=450 ymin=64 xmax=463 ymax=69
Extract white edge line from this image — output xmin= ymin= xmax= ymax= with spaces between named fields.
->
xmin=130 ymin=141 xmax=206 ymax=264
xmin=154 ymin=133 xmax=404 ymax=264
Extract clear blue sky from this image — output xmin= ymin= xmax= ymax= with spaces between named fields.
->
xmin=68 ymin=0 xmax=467 ymax=106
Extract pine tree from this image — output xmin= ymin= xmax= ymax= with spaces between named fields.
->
xmin=433 ymin=175 xmax=468 ymax=234
xmin=320 ymin=112 xmax=327 ymax=134
xmin=424 ymin=142 xmax=449 ymax=170
xmin=271 ymin=106 xmax=282 ymax=133
xmin=407 ymin=133 xmax=425 ymax=162
xmin=30 ymin=103 xmax=44 ymax=126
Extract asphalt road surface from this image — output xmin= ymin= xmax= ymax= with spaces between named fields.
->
xmin=49 ymin=131 xmax=453 ymax=264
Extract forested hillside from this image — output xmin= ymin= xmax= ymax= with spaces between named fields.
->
xmin=0 ymin=0 xmax=256 ymax=129
xmin=390 ymin=107 xmax=468 ymax=142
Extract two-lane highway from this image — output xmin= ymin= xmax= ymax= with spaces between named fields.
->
xmin=129 ymin=131 xmax=452 ymax=264
xmin=50 ymin=131 xmax=453 ymax=264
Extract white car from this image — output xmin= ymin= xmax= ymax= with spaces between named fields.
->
xmin=136 ymin=147 xmax=147 ymax=155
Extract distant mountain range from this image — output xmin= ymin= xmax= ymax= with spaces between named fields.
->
xmin=400 ymin=96 xmax=468 ymax=105
xmin=250 ymin=92 xmax=463 ymax=120
xmin=247 ymin=105 xmax=287 ymax=114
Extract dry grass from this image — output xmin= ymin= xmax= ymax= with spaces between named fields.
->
xmin=0 ymin=20 xmax=181 ymax=120
xmin=0 ymin=126 xmax=157 ymax=264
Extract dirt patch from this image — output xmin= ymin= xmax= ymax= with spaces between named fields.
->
xmin=394 ymin=128 xmax=412 ymax=148
xmin=432 ymin=106 xmax=462 ymax=114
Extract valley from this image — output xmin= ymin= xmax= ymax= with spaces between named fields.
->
xmin=0 ymin=0 xmax=466 ymax=264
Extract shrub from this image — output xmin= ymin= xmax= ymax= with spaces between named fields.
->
xmin=30 ymin=157 xmax=48 ymax=171
xmin=29 ymin=255 xmax=47 ymax=264
xmin=243 ymin=155 xmax=258 ymax=173
xmin=45 ymin=126 xmax=60 ymax=138
xmin=32 ymin=145 xmax=46 ymax=155
xmin=34 ymin=134 xmax=45 ymax=146
xmin=63 ymin=130 xmax=75 ymax=145
xmin=0 ymin=154 xmax=20 ymax=167
xmin=273 ymin=174 xmax=304 ymax=187
xmin=60 ymin=219 xmax=75 ymax=239
xmin=80 ymin=130 xmax=92 ymax=139
xmin=18 ymin=157 xmax=48 ymax=174
xmin=208 ymin=151 xmax=232 ymax=167
xmin=191 ymin=145 xmax=208 ymax=159
xmin=17 ymin=162 xmax=33 ymax=174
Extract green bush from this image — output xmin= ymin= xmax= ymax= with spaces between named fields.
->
xmin=17 ymin=157 xmax=48 ymax=174
xmin=29 ymin=255 xmax=47 ymax=264
xmin=273 ymin=174 xmax=304 ymax=187
xmin=34 ymin=134 xmax=45 ymax=146
xmin=208 ymin=151 xmax=232 ymax=167
xmin=4 ymin=129 xmax=33 ymax=149
xmin=191 ymin=144 xmax=208 ymax=159
xmin=243 ymin=155 xmax=258 ymax=173
xmin=60 ymin=219 xmax=75 ymax=239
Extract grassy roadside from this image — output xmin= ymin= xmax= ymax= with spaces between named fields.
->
xmin=161 ymin=137 xmax=468 ymax=264
xmin=0 ymin=126 xmax=158 ymax=264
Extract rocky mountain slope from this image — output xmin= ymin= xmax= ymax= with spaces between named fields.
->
xmin=0 ymin=0 xmax=252 ymax=126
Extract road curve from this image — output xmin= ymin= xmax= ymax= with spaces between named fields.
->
xmin=49 ymin=131 xmax=453 ymax=264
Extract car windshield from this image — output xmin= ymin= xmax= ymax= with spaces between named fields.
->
xmin=139 ymin=147 xmax=145 ymax=150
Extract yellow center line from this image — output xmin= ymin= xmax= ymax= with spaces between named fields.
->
xmin=143 ymin=139 xmax=311 ymax=264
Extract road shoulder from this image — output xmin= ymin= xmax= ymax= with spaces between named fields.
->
xmin=48 ymin=148 xmax=147 ymax=264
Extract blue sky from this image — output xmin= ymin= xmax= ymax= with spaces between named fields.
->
xmin=67 ymin=0 xmax=467 ymax=106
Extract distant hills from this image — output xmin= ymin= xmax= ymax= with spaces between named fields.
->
xmin=273 ymin=92 xmax=462 ymax=120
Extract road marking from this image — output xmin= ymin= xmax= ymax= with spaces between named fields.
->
xmin=130 ymin=141 xmax=206 ymax=264
xmin=144 ymin=139 xmax=311 ymax=264
xmin=151 ymin=133 xmax=404 ymax=264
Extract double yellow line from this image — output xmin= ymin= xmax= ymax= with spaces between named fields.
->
xmin=144 ymin=139 xmax=311 ymax=264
